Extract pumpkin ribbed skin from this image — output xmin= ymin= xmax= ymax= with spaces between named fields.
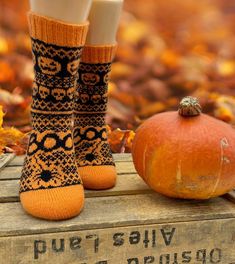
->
xmin=132 ymin=111 xmax=235 ymax=199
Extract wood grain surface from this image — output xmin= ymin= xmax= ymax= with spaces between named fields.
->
xmin=0 ymin=174 xmax=152 ymax=202
xmin=0 ymin=219 xmax=234 ymax=264
xmin=0 ymin=153 xmax=235 ymax=263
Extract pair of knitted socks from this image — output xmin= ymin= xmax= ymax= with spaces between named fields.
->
xmin=20 ymin=13 xmax=116 ymax=220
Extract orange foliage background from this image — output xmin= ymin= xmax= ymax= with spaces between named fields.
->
xmin=1 ymin=0 xmax=235 ymax=154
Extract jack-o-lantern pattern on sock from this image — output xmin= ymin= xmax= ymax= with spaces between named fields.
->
xmin=20 ymin=38 xmax=83 ymax=193
xmin=74 ymin=62 xmax=115 ymax=167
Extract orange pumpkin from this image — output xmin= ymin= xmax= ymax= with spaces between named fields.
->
xmin=132 ymin=96 xmax=235 ymax=199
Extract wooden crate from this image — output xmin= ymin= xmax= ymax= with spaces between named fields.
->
xmin=0 ymin=154 xmax=235 ymax=264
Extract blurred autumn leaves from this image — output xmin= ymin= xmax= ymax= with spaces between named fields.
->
xmin=1 ymin=0 xmax=235 ymax=154
xmin=0 ymin=106 xmax=27 ymax=154
xmin=112 ymin=0 xmax=235 ymax=126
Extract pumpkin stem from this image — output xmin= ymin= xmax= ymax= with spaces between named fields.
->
xmin=178 ymin=96 xmax=202 ymax=117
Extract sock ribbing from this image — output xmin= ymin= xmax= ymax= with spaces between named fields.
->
xmin=81 ymin=45 xmax=117 ymax=63
xmin=28 ymin=12 xmax=89 ymax=47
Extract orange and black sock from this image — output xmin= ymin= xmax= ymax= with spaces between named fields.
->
xmin=20 ymin=12 xmax=88 ymax=220
xmin=74 ymin=45 xmax=117 ymax=190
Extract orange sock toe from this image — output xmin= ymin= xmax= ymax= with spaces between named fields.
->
xmin=20 ymin=185 xmax=85 ymax=220
xmin=78 ymin=166 xmax=116 ymax=190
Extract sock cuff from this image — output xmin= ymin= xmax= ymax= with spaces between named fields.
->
xmin=81 ymin=45 xmax=117 ymax=63
xmin=28 ymin=11 xmax=89 ymax=47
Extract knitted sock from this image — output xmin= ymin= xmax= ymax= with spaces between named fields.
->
xmin=74 ymin=45 xmax=117 ymax=190
xmin=20 ymin=12 xmax=88 ymax=220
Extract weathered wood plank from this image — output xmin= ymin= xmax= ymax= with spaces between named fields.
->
xmin=0 ymin=193 xmax=235 ymax=237
xmin=0 ymin=174 xmax=151 ymax=202
xmin=8 ymin=153 xmax=133 ymax=167
xmin=0 ymin=153 xmax=15 ymax=170
xmin=0 ymin=179 xmax=19 ymax=202
xmin=0 ymin=161 xmax=136 ymax=180
xmin=0 ymin=219 xmax=234 ymax=264
xmin=224 ymin=190 xmax=235 ymax=204
xmin=0 ymin=166 xmax=20 ymax=180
